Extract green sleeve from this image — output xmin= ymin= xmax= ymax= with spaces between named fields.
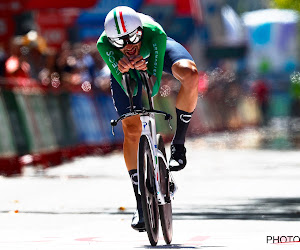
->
xmin=96 ymin=32 xmax=124 ymax=89
xmin=144 ymin=26 xmax=167 ymax=96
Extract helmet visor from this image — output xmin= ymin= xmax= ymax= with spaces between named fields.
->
xmin=108 ymin=28 xmax=142 ymax=49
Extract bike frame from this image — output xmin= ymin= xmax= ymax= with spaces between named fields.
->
xmin=110 ymin=71 xmax=176 ymax=205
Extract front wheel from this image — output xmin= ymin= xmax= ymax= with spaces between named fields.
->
xmin=138 ymin=135 xmax=159 ymax=246
xmin=157 ymin=134 xmax=173 ymax=244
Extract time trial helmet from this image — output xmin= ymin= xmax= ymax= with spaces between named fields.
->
xmin=105 ymin=6 xmax=142 ymax=38
xmin=104 ymin=6 xmax=143 ymax=48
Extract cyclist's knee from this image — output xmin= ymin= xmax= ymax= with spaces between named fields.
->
xmin=122 ymin=116 xmax=142 ymax=141
xmin=172 ymin=60 xmax=199 ymax=89
xmin=181 ymin=65 xmax=199 ymax=89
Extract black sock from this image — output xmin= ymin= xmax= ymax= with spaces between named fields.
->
xmin=128 ymin=169 xmax=142 ymax=214
xmin=172 ymin=108 xmax=194 ymax=145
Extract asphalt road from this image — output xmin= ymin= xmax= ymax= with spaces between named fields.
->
xmin=1 ymin=130 xmax=300 ymax=249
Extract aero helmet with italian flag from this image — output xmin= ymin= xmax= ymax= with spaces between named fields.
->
xmin=104 ymin=6 xmax=143 ymax=38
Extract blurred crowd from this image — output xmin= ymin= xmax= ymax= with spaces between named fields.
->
xmin=0 ymin=31 xmax=273 ymax=133
xmin=0 ymin=31 xmax=111 ymax=93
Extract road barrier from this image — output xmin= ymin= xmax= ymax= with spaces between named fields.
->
xmin=0 ymin=77 xmax=261 ymax=176
xmin=0 ymin=90 xmax=21 ymax=176
xmin=0 ymin=79 xmax=126 ymax=176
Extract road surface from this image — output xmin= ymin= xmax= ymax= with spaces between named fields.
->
xmin=1 ymin=129 xmax=300 ymax=249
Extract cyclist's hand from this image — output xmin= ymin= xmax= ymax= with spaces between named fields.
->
xmin=129 ymin=55 xmax=147 ymax=71
xmin=118 ymin=56 xmax=134 ymax=73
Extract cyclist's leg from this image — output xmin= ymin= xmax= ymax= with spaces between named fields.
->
xmin=111 ymin=75 xmax=142 ymax=171
xmin=171 ymin=59 xmax=198 ymax=113
xmin=163 ymin=38 xmax=199 ymax=171
xmin=110 ymin=75 xmax=145 ymax=230
xmin=122 ymin=116 xmax=142 ymax=170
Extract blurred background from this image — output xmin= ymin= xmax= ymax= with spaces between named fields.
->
xmin=0 ymin=0 xmax=299 ymax=176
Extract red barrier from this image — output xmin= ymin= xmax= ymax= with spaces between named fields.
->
xmin=0 ymin=156 xmax=22 ymax=176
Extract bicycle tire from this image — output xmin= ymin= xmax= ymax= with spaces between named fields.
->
xmin=138 ymin=135 xmax=159 ymax=246
xmin=157 ymin=134 xmax=173 ymax=244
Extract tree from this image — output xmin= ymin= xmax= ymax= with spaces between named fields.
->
xmin=271 ymin=0 xmax=300 ymax=12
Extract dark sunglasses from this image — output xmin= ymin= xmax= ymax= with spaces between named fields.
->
xmin=108 ymin=28 xmax=143 ymax=49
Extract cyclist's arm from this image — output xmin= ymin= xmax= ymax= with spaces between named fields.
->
xmin=146 ymin=28 xmax=167 ymax=96
xmin=97 ymin=32 xmax=124 ymax=86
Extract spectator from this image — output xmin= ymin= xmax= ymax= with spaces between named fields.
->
xmin=252 ymin=79 xmax=270 ymax=126
xmin=22 ymin=30 xmax=47 ymax=80
xmin=56 ymin=42 xmax=77 ymax=85
xmin=38 ymin=48 xmax=60 ymax=87
xmin=73 ymin=43 xmax=95 ymax=86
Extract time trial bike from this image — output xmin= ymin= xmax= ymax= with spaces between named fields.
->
xmin=111 ymin=71 xmax=177 ymax=246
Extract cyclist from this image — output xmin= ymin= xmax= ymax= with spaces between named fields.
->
xmin=97 ymin=6 xmax=198 ymax=231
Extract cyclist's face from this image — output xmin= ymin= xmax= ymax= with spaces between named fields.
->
xmin=120 ymin=42 xmax=141 ymax=58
